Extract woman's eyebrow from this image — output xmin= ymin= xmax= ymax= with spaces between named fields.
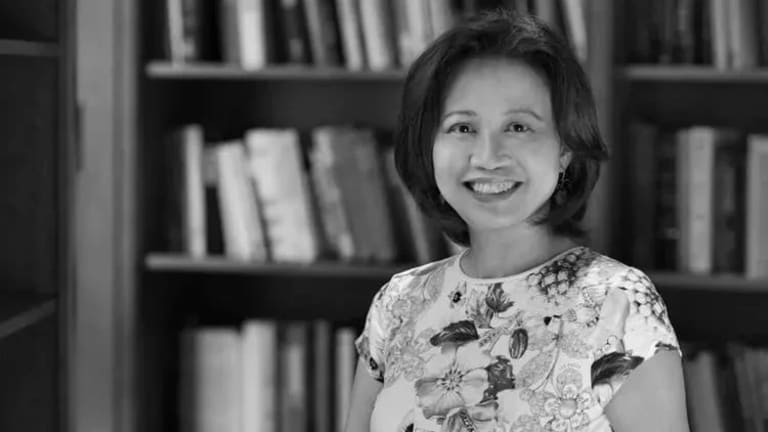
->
xmin=441 ymin=110 xmax=476 ymax=121
xmin=504 ymin=108 xmax=543 ymax=121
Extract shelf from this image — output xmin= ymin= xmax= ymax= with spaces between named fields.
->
xmin=146 ymin=61 xmax=407 ymax=81
xmin=145 ymin=253 xmax=411 ymax=279
xmin=622 ymin=65 xmax=768 ymax=83
xmin=0 ymin=292 xmax=56 ymax=341
xmin=0 ymin=39 xmax=58 ymax=57
xmin=650 ymin=272 xmax=768 ymax=293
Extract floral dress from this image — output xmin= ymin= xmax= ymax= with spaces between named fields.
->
xmin=355 ymin=246 xmax=680 ymax=432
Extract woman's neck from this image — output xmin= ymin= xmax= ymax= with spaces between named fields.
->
xmin=462 ymin=226 xmax=578 ymax=278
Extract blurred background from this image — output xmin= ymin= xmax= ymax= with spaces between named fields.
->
xmin=1 ymin=0 xmax=768 ymax=431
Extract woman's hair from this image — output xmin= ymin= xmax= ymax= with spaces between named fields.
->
xmin=394 ymin=9 xmax=609 ymax=246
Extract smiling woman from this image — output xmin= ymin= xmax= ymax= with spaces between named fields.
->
xmin=344 ymin=8 xmax=690 ymax=432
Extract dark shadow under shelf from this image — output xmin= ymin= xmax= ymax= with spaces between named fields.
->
xmin=0 ymin=39 xmax=58 ymax=57
xmin=145 ymin=61 xmax=407 ymax=81
xmin=0 ymin=291 xmax=56 ymax=340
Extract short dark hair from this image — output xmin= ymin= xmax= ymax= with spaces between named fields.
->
xmin=394 ymin=9 xmax=609 ymax=246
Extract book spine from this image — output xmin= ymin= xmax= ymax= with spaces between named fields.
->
xmin=746 ymin=135 xmax=768 ymax=278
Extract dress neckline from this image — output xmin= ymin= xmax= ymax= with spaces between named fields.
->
xmin=454 ymin=245 xmax=587 ymax=284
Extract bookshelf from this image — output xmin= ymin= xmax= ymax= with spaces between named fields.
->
xmin=0 ymin=0 xmax=72 ymax=431
xmin=77 ymin=0 xmax=768 ymax=431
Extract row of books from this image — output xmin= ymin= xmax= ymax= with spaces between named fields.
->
xmin=164 ymin=124 xmax=453 ymax=264
xmin=179 ymin=320 xmax=357 ymax=432
xmin=625 ymin=0 xmax=768 ymax=69
xmin=683 ymin=343 xmax=768 ymax=432
xmin=627 ymin=123 xmax=768 ymax=277
xmin=164 ymin=0 xmax=589 ymax=70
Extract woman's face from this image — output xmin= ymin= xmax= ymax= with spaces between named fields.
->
xmin=432 ymin=57 xmax=571 ymax=237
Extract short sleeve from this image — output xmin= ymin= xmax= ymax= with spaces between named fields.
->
xmin=590 ymin=267 xmax=681 ymax=408
xmin=615 ymin=268 xmax=680 ymax=360
xmin=354 ymin=283 xmax=391 ymax=382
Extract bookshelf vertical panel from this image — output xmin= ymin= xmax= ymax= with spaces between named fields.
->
xmin=0 ymin=57 xmax=59 ymax=294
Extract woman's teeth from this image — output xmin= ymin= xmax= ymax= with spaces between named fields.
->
xmin=468 ymin=181 xmax=518 ymax=194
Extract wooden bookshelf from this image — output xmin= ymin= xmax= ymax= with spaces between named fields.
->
xmin=146 ymin=61 xmax=407 ymax=81
xmin=80 ymin=0 xmax=768 ymax=430
xmin=0 ymin=39 xmax=58 ymax=57
xmin=145 ymin=253 xmax=411 ymax=279
xmin=0 ymin=1 xmax=72 ymax=431
xmin=0 ymin=292 xmax=56 ymax=341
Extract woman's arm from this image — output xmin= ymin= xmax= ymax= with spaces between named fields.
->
xmin=344 ymin=359 xmax=384 ymax=432
xmin=605 ymin=349 xmax=690 ymax=432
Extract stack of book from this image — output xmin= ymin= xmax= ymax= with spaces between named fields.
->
xmin=164 ymin=124 xmax=452 ymax=264
xmin=625 ymin=0 xmax=768 ymax=69
xmin=626 ymin=122 xmax=768 ymax=278
xmin=163 ymin=0 xmax=590 ymax=70
xmin=682 ymin=343 xmax=768 ymax=432
xmin=179 ymin=320 xmax=358 ymax=432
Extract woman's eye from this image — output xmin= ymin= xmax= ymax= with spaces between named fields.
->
xmin=447 ymin=124 xmax=475 ymax=134
xmin=507 ymin=123 xmax=531 ymax=133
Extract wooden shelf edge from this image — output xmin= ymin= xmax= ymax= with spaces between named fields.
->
xmin=145 ymin=61 xmax=407 ymax=81
xmin=144 ymin=253 xmax=412 ymax=278
xmin=621 ymin=65 xmax=768 ymax=82
xmin=649 ymin=271 xmax=768 ymax=293
xmin=0 ymin=39 xmax=59 ymax=57
xmin=0 ymin=298 xmax=56 ymax=341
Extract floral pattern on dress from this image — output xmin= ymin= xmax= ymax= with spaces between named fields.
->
xmin=357 ymin=247 xmax=681 ymax=432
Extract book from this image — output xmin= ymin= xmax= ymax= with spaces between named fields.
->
xmin=245 ymin=128 xmax=321 ymax=263
xmin=746 ymin=134 xmax=768 ymax=278
xmin=302 ymin=0 xmax=342 ymax=66
xmin=683 ymin=349 xmax=727 ymax=432
xmin=359 ymin=0 xmax=398 ymax=70
xmin=655 ymin=130 xmax=679 ymax=270
xmin=676 ymin=126 xmax=716 ymax=274
xmin=335 ymin=327 xmax=357 ymax=432
xmin=310 ymin=128 xmax=357 ymax=260
xmin=278 ymin=0 xmax=311 ymax=64
xmin=179 ymin=327 xmax=242 ymax=432
xmin=166 ymin=124 xmax=207 ymax=257
xmin=312 ymin=320 xmax=332 ymax=432
xmin=212 ymin=141 xmax=269 ymax=261
xmin=335 ymin=0 xmax=366 ymax=70
xmin=627 ymin=122 xmax=658 ymax=269
xmin=559 ymin=0 xmax=588 ymax=63
xmin=280 ymin=322 xmax=309 ymax=432
xmin=241 ymin=320 xmax=278 ymax=432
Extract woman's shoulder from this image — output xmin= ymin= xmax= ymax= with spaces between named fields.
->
xmin=373 ymin=254 xmax=459 ymax=302
xmin=574 ymin=248 xmax=657 ymax=293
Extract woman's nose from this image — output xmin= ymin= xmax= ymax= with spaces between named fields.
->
xmin=470 ymin=132 xmax=509 ymax=170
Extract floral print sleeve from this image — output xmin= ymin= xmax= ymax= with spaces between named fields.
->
xmin=355 ymin=282 xmax=391 ymax=382
xmin=590 ymin=267 xmax=681 ymax=408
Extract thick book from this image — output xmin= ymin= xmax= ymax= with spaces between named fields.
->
xmin=676 ymin=126 xmax=716 ymax=274
xmin=179 ymin=327 xmax=242 ymax=432
xmin=212 ymin=141 xmax=269 ymax=261
xmin=245 ymin=128 xmax=320 ymax=263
